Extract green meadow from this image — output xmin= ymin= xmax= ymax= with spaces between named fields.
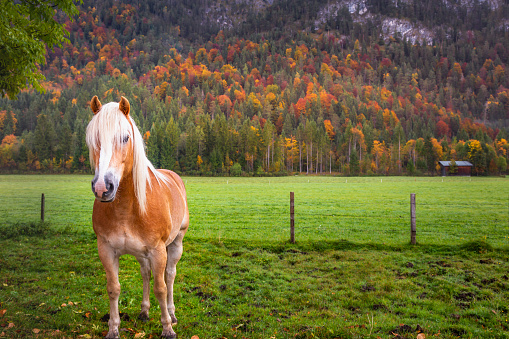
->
xmin=0 ymin=175 xmax=508 ymax=338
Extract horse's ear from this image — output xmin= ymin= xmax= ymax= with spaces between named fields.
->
xmin=91 ymin=96 xmax=102 ymax=115
xmin=119 ymin=96 xmax=130 ymax=117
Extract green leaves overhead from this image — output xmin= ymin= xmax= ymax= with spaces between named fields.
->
xmin=0 ymin=0 xmax=80 ymax=99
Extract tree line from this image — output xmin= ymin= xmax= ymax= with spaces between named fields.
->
xmin=0 ymin=1 xmax=508 ymax=176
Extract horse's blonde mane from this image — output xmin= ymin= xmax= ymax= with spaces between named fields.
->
xmin=86 ymin=102 xmax=166 ymax=214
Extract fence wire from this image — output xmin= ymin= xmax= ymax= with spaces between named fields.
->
xmin=0 ymin=177 xmax=508 ymax=247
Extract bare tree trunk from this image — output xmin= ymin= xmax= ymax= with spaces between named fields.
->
xmin=320 ymin=150 xmax=323 ymax=174
xmin=267 ymin=143 xmax=270 ymax=171
xmin=306 ymin=144 xmax=309 ymax=174
xmin=329 ymin=149 xmax=332 ymax=173
xmin=271 ymin=137 xmax=274 ymax=168
xmin=292 ymin=148 xmax=294 ymax=172
xmin=316 ymin=148 xmax=319 ymax=174
xmin=348 ymin=139 xmax=351 ymax=163
xmin=299 ymin=143 xmax=302 ymax=173
xmin=291 ymin=149 xmax=293 ymax=172
xmin=310 ymin=143 xmax=313 ymax=173
xmin=396 ymin=137 xmax=400 ymax=172
xmin=287 ymin=145 xmax=290 ymax=172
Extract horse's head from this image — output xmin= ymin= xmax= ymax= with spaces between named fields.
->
xmin=86 ymin=96 xmax=135 ymax=202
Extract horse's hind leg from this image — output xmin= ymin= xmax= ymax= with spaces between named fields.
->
xmin=151 ymin=245 xmax=175 ymax=338
xmin=166 ymin=232 xmax=184 ymax=324
xmin=136 ymin=257 xmax=151 ymax=321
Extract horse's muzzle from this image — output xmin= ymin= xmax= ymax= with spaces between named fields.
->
xmin=92 ymin=173 xmax=117 ymax=202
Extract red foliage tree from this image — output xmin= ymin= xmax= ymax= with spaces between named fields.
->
xmin=435 ymin=120 xmax=450 ymax=138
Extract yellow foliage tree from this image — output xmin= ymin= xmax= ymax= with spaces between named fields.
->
xmin=324 ymin=120 xmax=335 ymax=141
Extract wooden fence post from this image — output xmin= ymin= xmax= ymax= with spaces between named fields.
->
xmin=410 ymin=193 xmax=416 ymax=245
xmin=290 ymin=192 xmax=295 ymax=243
xmin=41 ymin=193 xmax=45 ymax=222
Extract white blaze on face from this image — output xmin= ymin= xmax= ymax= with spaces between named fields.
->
xmin=94 ymin=141 xmax=114 ymax=197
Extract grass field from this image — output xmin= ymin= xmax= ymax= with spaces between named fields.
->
xmin=1 ymin=175 xmax=507 ymax=246
xmin=0 ymin=175 xmax=508 ymax=338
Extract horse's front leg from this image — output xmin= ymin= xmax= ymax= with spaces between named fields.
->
xmin=97 ymin=240 xmax=121 ymax=339
xmin=151 ymin=245 xmax=175 ymax=338
xmin=136 ymin=257 xmax=151 ymax=321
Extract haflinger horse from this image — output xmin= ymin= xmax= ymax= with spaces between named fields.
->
xmin=86 ymin=96 xmax=189 ymax=339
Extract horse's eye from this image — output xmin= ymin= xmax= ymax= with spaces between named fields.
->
xmin=122 ymin=135 xmax=130 ymax=144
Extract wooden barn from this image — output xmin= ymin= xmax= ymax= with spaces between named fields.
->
xmin=438 ymin=161 xmax=473 ymax=176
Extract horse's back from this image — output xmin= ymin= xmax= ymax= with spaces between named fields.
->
xmin=154 ymin=169 xmax=189 ymax=241
xmin=157 ymin=169 xmax=187 ymax=198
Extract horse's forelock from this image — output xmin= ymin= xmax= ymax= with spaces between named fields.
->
xmin=86 ymin=103 xmax=132 ymax=155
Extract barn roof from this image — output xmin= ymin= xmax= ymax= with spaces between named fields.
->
xmin=439 ymin=161 xmax=473 ymax=167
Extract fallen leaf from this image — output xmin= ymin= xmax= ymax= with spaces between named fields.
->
xmin=134 ymin=332 xmax=146 ymax=338
xmin=0 ymin=332 xmax=5 ymax=337
xmin=417 ymin=333 xmax=426 ymax=339
xmin=68 ymin=301 xmax=74 ymax=306
xmin=0 ymin=310 xmax=5 ymax=317
xmin=7 ymin=324 xmax=14 ymax=329
xmin=191 ymin=336 xmax=200 ymax=339
xmin=33 ymin=329 xmax=40 ymax=334
xmin=61 ymin=303 xmax=67 ymax=307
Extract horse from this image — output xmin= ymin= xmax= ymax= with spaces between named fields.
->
xmin=85 ymin=96 xmax=189 ymax=338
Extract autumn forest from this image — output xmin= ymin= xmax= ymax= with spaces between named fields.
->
xmin=1 ymin=0 xmax=509 ymax=176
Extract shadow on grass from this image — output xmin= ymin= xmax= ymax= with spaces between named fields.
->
xmin=0 ymin=221 xmax=92 ymax=240
xmin=189 ymin=236 xmax=508 ymax=256
xmin=1 ymin=222 xmax=505 ymax=257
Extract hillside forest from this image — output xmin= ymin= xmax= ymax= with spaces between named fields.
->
xmin=1 ymin=0 xmax=509 ymax=176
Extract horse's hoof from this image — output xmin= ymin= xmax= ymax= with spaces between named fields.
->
xmin=105 ymin=330 xmax=119 ymax=339
xmin=161 ymin=331 xmax=177 ymax=339
xmin=138 ymin=312 xmax=149 ymax=322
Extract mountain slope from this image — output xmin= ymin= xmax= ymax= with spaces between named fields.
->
xmin=0 ymin=0 xmax=507 ymax=176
